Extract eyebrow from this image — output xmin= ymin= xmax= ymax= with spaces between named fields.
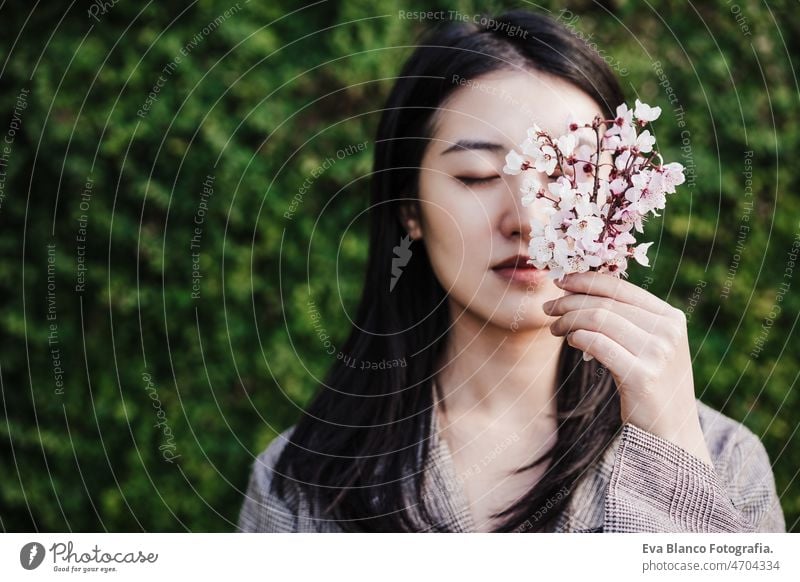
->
xmin=440 ymin=140 xmax=505 ymax=156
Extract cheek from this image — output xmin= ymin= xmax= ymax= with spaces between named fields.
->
xmin=420 ymin=174 xmax=494 ymax=253
xmin=419 ymin=176 xmax=496 ymax=287
xmin=422 ymin=205 xmax=478 ymax=287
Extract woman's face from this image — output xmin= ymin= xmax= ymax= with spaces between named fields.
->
xmin=415 ymin=69 xmax=606 ymax=331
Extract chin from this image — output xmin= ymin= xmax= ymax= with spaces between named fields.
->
xmin=484 ymin=306 xmax=553 ymax=332
xmin=507 ymin=317 xmax=553 ymax=333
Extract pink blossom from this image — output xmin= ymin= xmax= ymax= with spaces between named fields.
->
xmin=613 ymin=206 xmax=646 ymax=234
xmin=566 ymin=199 xmax=604 ymax=250
xmin=570 ymin=144 xmax=597 ymax=181
xmin=565 ymin=250 xmax=603 ymax=275
xmin=661 ymin=162 xmax=686 ymax=193
xmin=548 ymin=177 xmax=576 ymax=211
xmin=529 ymin=224 xmax=560 ymax=265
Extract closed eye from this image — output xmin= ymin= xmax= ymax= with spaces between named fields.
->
xmin=455 ymin=175 xmax=500 ymax=187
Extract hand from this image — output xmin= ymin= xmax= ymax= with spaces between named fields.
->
xmin=542 ymin=271 xmax=713 ymax=467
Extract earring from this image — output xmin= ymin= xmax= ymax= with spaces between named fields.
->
xmin=405 ymin=219 xmax=422 ymax=241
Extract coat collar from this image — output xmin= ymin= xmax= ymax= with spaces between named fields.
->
xmin=422 ymin=403 xmax=621 ymax=533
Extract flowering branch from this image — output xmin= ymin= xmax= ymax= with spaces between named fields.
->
xmin=503 ymin=99 xmax=686 ymax=283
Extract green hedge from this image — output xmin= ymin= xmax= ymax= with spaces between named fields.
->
xmin=1 ymin=0 xmax=797 ymax=531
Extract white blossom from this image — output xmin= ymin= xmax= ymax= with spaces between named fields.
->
xmin=520 ymin=176 xmax=542 ymax=207
xmin=503 ymin=149 xmax=527 ymax=175
xmin=634 ymin=99 xmax=662 ymax=123
xmin=632 ymin=241 xmax=654 ymax=266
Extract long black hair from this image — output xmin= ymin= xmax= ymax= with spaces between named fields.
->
xmin=272 ymin=8 xmax=625 ymax=532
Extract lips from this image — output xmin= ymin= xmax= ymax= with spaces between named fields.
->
xmin=492 ymin=266 xmax=547 ymax=284
xmin=492 ymin=254 xmax=534 ymax=270
xmin=491 ymin=255 xmax=548 ymax=285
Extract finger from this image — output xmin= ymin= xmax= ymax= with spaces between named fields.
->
xmin=554 ymin=271 xmax=671 ymax=316
xmin=566 ymin=329 xmax=639 ymax=384
xmin=542 ymin=294 xmax=660 ymax=334
xmin=551 ymin=309 xmax=656 ymax=356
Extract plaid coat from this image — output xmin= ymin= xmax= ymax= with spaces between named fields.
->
xmin=237 ymin=399 xmax=785 ymax=533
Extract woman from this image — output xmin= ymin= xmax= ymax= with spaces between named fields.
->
xmin=238 ymin=9 xmax=784 ymax=533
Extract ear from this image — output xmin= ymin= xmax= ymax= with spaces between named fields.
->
xmin=397 ymin=202 xmax=423 ymax=241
